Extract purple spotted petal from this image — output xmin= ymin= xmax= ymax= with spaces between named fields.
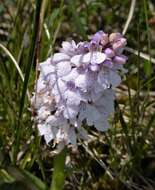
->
xmin=62 ymin=68 xmax=79 ymax=82
xmin=56 ymin=61 xmax=71 ymax=77
xmin=63 ymin=105 xmax=79 ymax=119
xmin=53 ymin=53 xmax=70 ymax=62
xmin=91 ymin=51 xmax=106 ymax=65
xmin=64 ymin=89 xmax=82 ymax=106
xmin=32 ymin=30 xmax=127 ymax=146
xmin=52 ymin=79 xmax=67 ymax=101
xmin=39 ymin=58 xmax=55 ymax=76
xmin=109 ymin=70 xmax=121 ymax=87
xmin=97 ymin=71 xmax=111 ymax=89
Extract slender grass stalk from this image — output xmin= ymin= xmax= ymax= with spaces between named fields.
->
xmin=143 ymin=0 xmax=152 ymax=77
xmin=139 ymin=0 xmax=152 ymax=125
xmin=122 ymin=0 xmax=136 ymax=35
xmin=13 ymin=0 xmax=42 ymax=164
xmin=19 ymin=0 xmax=41 ymax=120
xmin=48 ymin=0 xmax=64 ymax=55
xmin=50 ymin=147 xmax=67 ymax=190
xmin=0 ymin=44 xmax=24 ymax=80
xmin=142 ymin=75 xmax=155 ymax=88
xmin=35 ymin=0 xmax=48 ymax=104
xmin=125 ymin=47 xmax=155 ymax=64
xmin=135 ymin=2 xmax=154 ymax=160
xmin=115 ymin=100 xmax=133 ymax=155
xmin=0 ymin=43 xmax=30 ymax=100
xmin=82 ymin=143 xmax=114 ymax=180
xmin=136 ymin=22 xmax=141 ymax=120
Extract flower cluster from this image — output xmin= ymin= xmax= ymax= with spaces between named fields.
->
xmin=31 ymin=31 xmax=127 ymax=147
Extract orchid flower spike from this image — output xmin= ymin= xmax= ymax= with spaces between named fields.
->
xmin=31 ymin=31 xmax=127 ymax=149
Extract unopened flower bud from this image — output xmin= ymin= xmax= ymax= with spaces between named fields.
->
xmin=112 ymin=38 xmax=127 ymax=52
xmin=109 ymin=33 xmax=122 ymax=43
xmin=113 ymin=55 xmax=127 ymax=64
xmin=104 ymin=48 xmax=115 ymax=58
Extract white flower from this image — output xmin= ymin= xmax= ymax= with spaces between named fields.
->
xmin=31 ymin=30 xmax=127 ymax=147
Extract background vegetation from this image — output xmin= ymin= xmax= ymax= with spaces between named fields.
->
xmin=0 ymin=0 xmax=155 ymax=189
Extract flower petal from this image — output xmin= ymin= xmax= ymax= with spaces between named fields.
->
xmin=63 ymin=105 xmax=79 ymax=119
xmin=75 ymin=71 xmax=96 ymax=92
xmin=91 ymin=51 xmax=106 ymax=64
xmin=52 ymin=79 xmax=67 ymax=101
xmin=56 ymin=61 xmax=71 ymax=77
xmin=75 ymin=73 xmax=87 ymax=92
xmin=94 ymin=119 xmax=110 ymax=131
xmin=44 ymin=133 xmax=55 ymax=144
xmin=84 ymin=104 xmax=102 ymax=125
xmin=36 ymin=78 xmax=46 ymax=93
xmin=82 ymin=52 xmax=91 ymax=63
xmin=46 ymin=115 xmax=67 ymax=126
xmin=62 ymin=41 xmax=72 ymax=51
xmin=39 ymin=58 xmax=55 ymax=76
xmin=97 ymin=71 xmax=111 ymax=89
xmin=68 ymin=127 xmax=77 ymax=145
xmin=53 ymin=53 xmax=70 ymax=62
xmin=94 ymin=89 xmax=114 ymax=115
xmin=70 ymin=54 xmax=83 ymax=67
xmin=62 ymin=68 xmax=79 ymax=82
xmin=64 ymin=89 xmax=81 ymax=105
xmin=38 ymin=124 xmax=49 ymax=135
xmin=109 ymin=71 xmax=121 ymax=87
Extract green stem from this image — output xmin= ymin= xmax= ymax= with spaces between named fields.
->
xmin=50 ymin=147 xmax=67 ymax=190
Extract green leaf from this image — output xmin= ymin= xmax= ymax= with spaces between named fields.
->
xmin=20 ymin=169 xmax=47 ymax=190
xmin=50 ymin=147 xmax=67 ymax=190
xmin=143 ymin=60 xmax=152 ymax=77
xmin=6 ymin=167 xmax=47 ymax=190
xmin=0 ymin=169 xmax=15 ymax=183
